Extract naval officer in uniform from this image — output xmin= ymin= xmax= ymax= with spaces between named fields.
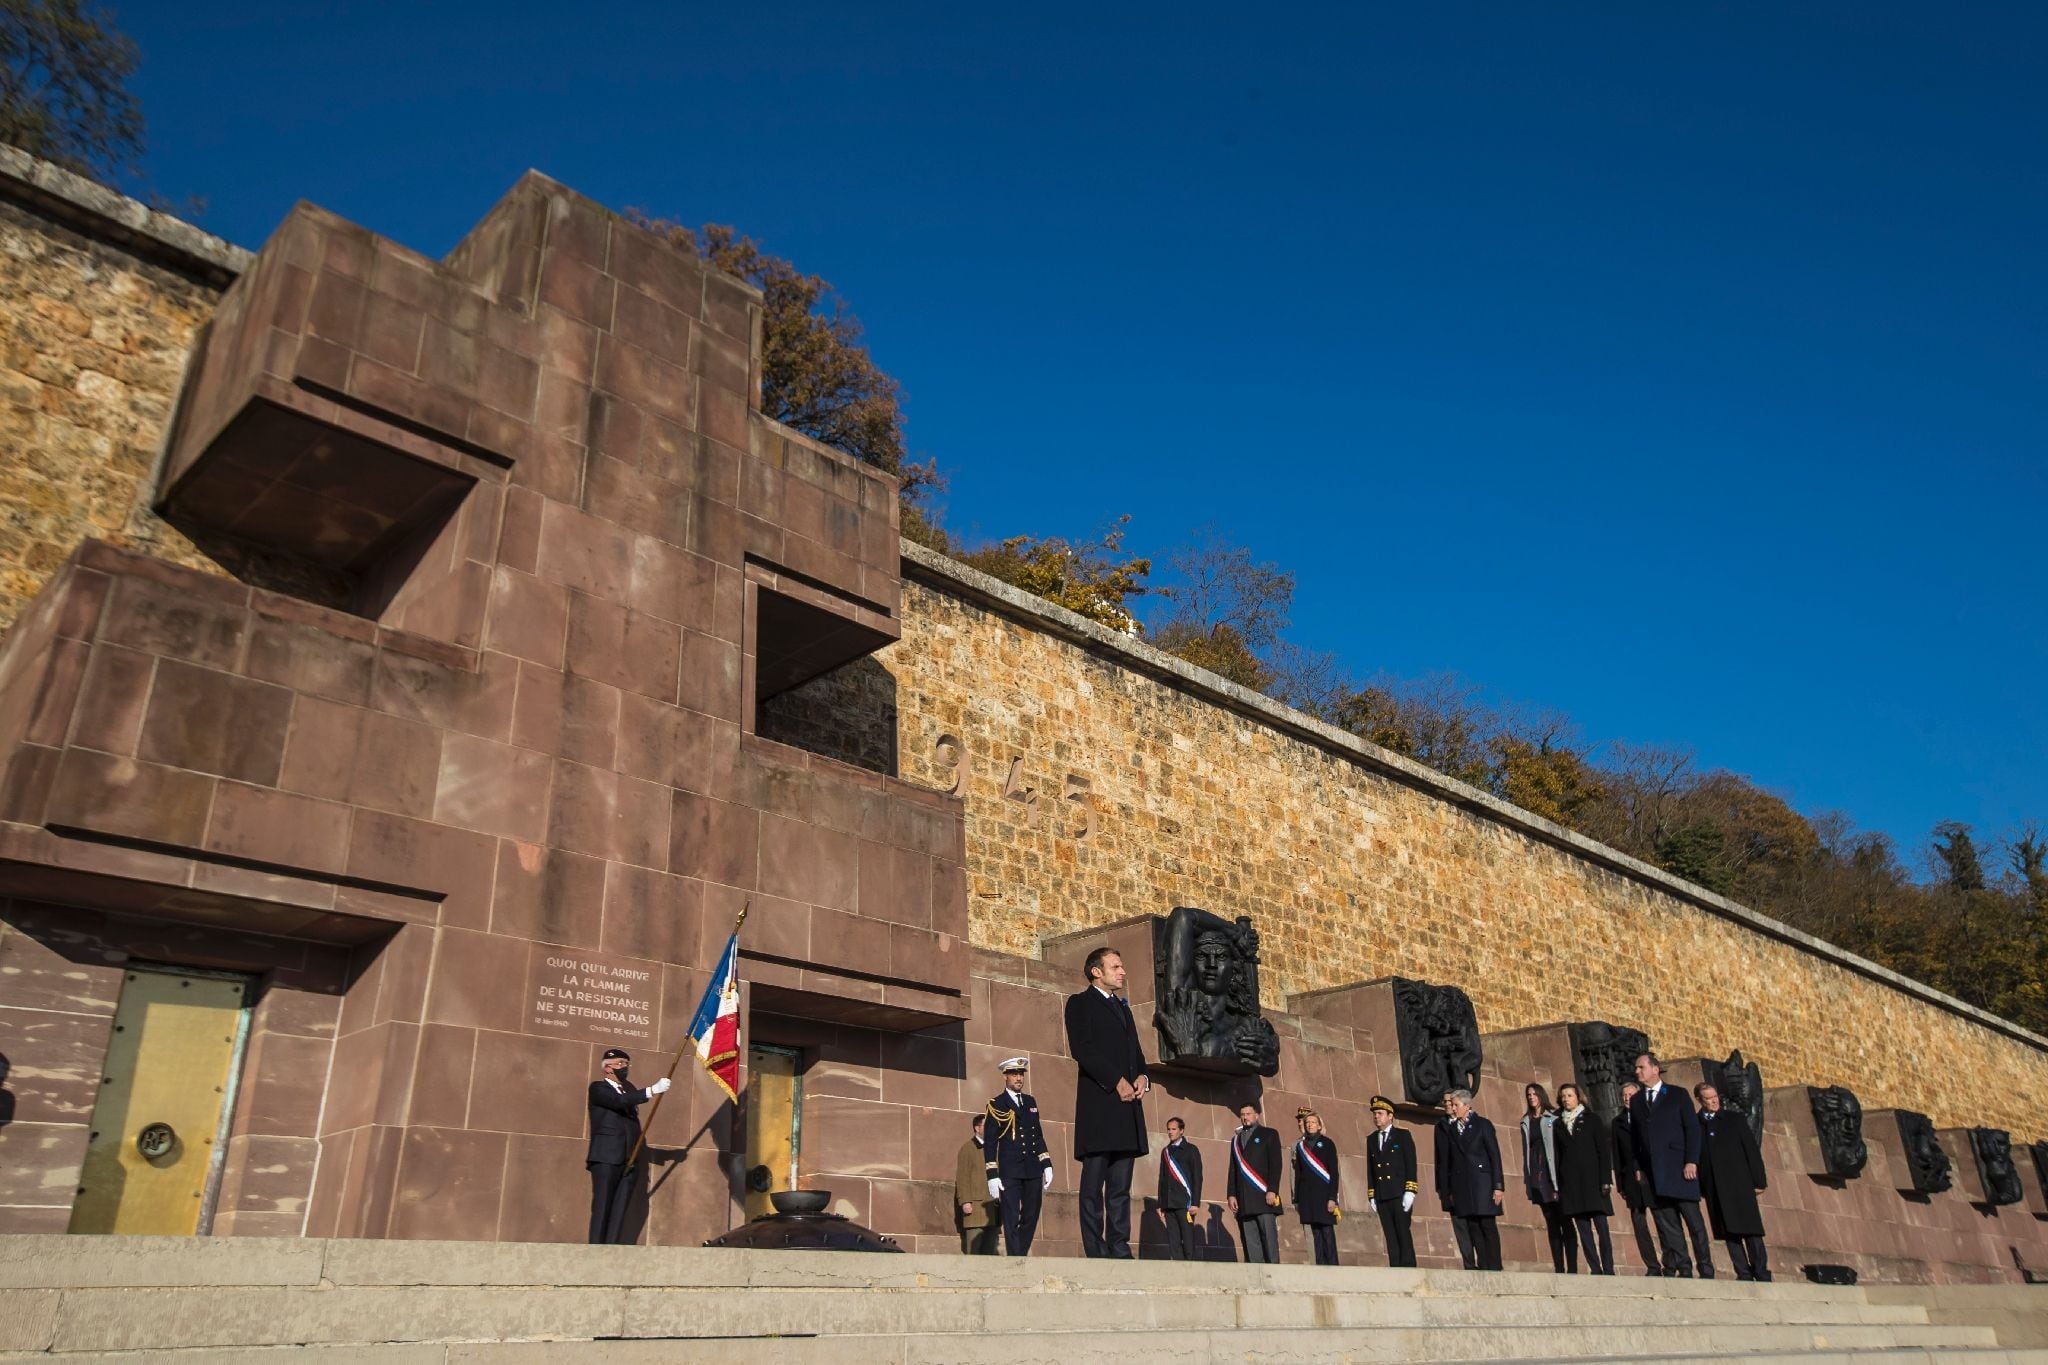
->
xmin=983 ymin=1056 xmax=1054 ymax=1255
xmin=1364 ymin=1095 xmax=1419 ymax=1267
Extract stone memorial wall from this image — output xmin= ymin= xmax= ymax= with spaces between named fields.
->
xmin=0 ymin=150 xmax=2045 ymax=1279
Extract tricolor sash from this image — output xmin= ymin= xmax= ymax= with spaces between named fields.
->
xmin=1164 ymin=1144 xmax=1194 ymax=1198
xmin=1296 ymin=1138 xmax=1333 ymax=1185
xmin=1232 ymin=1132 xmax=1269 ymax=1194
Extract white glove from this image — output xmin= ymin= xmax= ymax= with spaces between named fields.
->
xmin=648 ymin=1076 xmax=671 ymax=1095
xmin=988 ymin=1179 xmax=1003 ymax=1199
xmin=1367 ymin=1198 xmax=1377 ymax=1213
xmin=1041 ymin=1168 xmax=1054 ymax=1190
xmin=1402 ymin=1191 xmax=1415 ymax=1213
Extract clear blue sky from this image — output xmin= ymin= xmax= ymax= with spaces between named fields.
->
xmin=117 ymin=3 xmax=2046 ymax=869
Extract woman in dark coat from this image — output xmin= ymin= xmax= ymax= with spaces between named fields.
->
xmin=1519 ymin=1083 xmax=1576 ymax=1273
xmin=1551 ymin=1082 xmax=1616 ymax=1274
xmin=1696 ymin=1083 xmax=1771 ymax=1281
xmin=1291 ymin=1106 xmax=1341 ymax=1266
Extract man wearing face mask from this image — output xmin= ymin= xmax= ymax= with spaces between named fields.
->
xmin=587 ymin=1048 xmax=669 ymax=1244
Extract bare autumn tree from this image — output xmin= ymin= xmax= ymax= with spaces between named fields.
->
xmin=1147 ymin=532 xmax=1296 ymax=691
xmin=0 ymin=0 xmax=141 ymax=179
xmin=633 ymin=218 xmax=948 ymax=549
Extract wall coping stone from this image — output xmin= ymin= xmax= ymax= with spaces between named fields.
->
xmin=900 ymin=537 xmax=2048 ymax=1053
xmin=0 ymin=145 xmax=251 ymax=285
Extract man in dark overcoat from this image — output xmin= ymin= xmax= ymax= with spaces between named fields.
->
xmin=1226 ymin=1099 xmax=1283 ymax=1263
xmin=1365 ymin=1095 xmax=1418 ymax=1267
xmin=586 ymin=1048 xmax=668 ymax=1244
xmin=1156 ymin=1115 xmax=1204 ymax=1260
xmin=1614 ymin=1080 xmax=1663 ymax=1275
xmin=1629 ymin=1053 xmax=1715 ymax=1278
xmin=1435 ymin=1087 xmax=1504 ymax=1270
xmin=1695 ymin=1082 xmax=1770 ymax=1281
xmin=1064 ymin=946 xmax=1149 ymax=1258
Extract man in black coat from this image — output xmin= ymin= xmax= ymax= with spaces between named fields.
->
xmin=984 ymin=1056 xmax=1054 ymax=1255
xmin=1365 ymin=1095 xmax=1419 ymax=1267
xmin=1226 ymin=1099 xmax=1283 ymax=1263
xmin=1435 ymin=1087 xmax=1504 ymax=1270
xmin=1065 ymin=947 xmax=1150 ymax=1258
xmin=1157 ymin=1115 xmax=1204 ymax=1260
xmin=1696 ymin=1082 xmax=1771 ymax=1281
xmin=1629 ymin=1053 xmax=1715 ymax=1278
xmin=586 ymin=1048 xmax=669 ymax=1243
xmin=1614 ymin=1081 xmax=1664 ymax=1275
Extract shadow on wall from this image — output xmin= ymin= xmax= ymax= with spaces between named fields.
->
xmin=0 ymin=1051 xmax=13 ymax=1127
xmin=756 ymin=656 xmax=900 ymax=778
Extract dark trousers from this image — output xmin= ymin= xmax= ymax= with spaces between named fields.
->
xmin=1651 ymin=1198 xmax=1715 ymax=1277
xmin=587 ymin=1161 xmax=631 ymax=1244
xmin=1538 ymin=1199 xmax=1578 ymax=1272
xmin=1726 ymin=1235 xmax=1770 ymax=1281
xmin=999 ymin=1175 xmax=1043 ymax=1255
xmin=1453 ymin=1214 xmax=1502 ymax=1270
xmin=1572 ymin=1213 xmax=1614 ymax=1274
xmin=1308 ymin=1222 xmax=1338 ymax=1266
xmin=1163 ymin=1205 xmax=1198 ymax=1260
xmin=960 ymin=1223 xmax=1000 ymax=1255
xmin=1376 ymin=1202 xmax=1416 ymax=1267
xmin=1237 ymin=1211 xmax=1279 ymax=1263
xmin=1623 ymin=1200 xmax=1661 ymax=1273
xmin=1077 ymin=1154 xmax=1135 ymax=1257
xmin=1448 ymin=1208 xmax=1475 ymax=1267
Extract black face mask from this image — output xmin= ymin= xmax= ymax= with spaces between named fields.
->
xmin=613 ymin=1067 xmax=629 ymax=1083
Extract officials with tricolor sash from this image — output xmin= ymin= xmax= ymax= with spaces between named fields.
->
xmin=1156 ymin=1115 xmax=1204 ymax=1259
xmin=1291 ymin=1106 xmax=1342 ymax=1265
xmin=1226 ymin=1099 xmax=1283 ymax=1263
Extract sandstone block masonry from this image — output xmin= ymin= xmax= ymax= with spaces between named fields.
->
xmin=0 ymin=147 xmax=256 ymax=619
xmin=772 ymin=549 xmax=2048 ymax=1137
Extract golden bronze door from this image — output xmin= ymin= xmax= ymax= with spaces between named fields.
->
xmin=69 ymin=966 xmax=252 ymax=1235
xmin=742 ymin=1043 xmax=802 ymax=1220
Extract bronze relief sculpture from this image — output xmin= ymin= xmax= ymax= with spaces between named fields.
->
xmin=1388 ymin=977 xmax=1483 ymax=1107
xmin=1807 ymin=1086 xmax=1868 ymax=1179
xmin=1568 ymin=1020 xmax=1652 ymax=1126
xmin=1896 ymin=1110 xmax=1953 ymax=1194
xmin=1151 ymin=906 xmax=1281 ymax=1075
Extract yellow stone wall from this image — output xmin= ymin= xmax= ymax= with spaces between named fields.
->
xmin=0 ymin=198 xmax=225 ymax=619
xmin=4 ymin=168 xmax=2042 ymax=1137
xmin=874 ymin=576 xmax=2048 ymax=1134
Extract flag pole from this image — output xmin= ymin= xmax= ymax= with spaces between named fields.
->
xmin=626 ymin=900 xmax=748 ymax=1171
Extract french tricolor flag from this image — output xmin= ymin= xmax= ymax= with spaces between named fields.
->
xmin=687 ymin=930 xmax=742 ymax=1102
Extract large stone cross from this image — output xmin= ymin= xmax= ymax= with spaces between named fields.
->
xmin=0 ymin=173 xmax=965 ymax=1241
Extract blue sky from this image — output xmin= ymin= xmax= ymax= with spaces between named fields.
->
xmin=117 ymin=3 xmax=2046 ymax=868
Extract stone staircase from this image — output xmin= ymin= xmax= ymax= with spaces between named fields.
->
xmin=2 ymin=1236 xmax=2044 ymax=1363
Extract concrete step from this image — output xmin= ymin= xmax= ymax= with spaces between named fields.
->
xmin=0 ymin=1235 xmax=1905 ymax=1299
xmin=8 ymin=1339 xmax=2040 ymax=1365
xmin=0 ymin=1292 xmax=2001 ymax=1359
xmin=0 ymin=1235 xmax=2035 ymax=1362
xmin=1864 ymin=1286 xmax=2048 ymax=1352
xmin=1 ymin=1282 xmax=1940 ymax=1352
